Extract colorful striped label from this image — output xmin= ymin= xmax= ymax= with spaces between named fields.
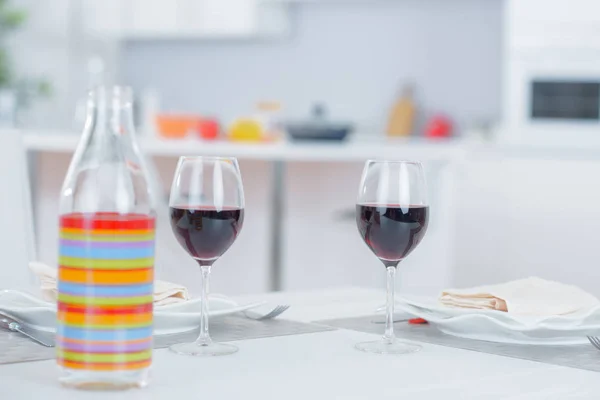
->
xmin=56 ymin=213 xmax=155 ymax=372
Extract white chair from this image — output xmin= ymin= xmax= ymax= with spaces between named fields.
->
xmin=0 ymin=129 xmax=36 ymax=290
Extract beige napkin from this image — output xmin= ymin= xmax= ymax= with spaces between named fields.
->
xmin=439 ymin=277 xmax=600 ymax=316
xmin=29 ymin=261 xmax=190 ymax=306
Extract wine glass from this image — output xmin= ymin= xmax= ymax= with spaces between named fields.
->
xmin=355 ymin=160 xmax=429 ymax=354
xmin=168 ymin=156 xmax=245 ymax=356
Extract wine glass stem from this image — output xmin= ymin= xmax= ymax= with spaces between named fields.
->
xmin=384 ymin=266 xmax=396 ymax=344
xmin=196 ymin=264 xmax=212 ymax=346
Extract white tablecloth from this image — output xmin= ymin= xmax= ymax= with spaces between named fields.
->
xmin=2 ymin=287 xmax=600 ymax=399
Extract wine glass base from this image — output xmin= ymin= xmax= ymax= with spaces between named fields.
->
xmin=355 ymin=339 xmax=421 ymax=355
xmin=169 ymin=342 xmax=238 ymax=357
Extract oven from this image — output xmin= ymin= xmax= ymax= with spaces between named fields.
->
xmin=504 ymin=49 xmax=600 ymax=146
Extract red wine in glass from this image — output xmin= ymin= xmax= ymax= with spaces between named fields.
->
xmin=356 ymin=204 xmax=429 ymax=266
xmin=169 ymin=206 xmax=244 ymax=263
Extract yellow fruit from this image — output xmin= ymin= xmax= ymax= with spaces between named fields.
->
xmin=229 ymin=119 xmax=263 ymax=142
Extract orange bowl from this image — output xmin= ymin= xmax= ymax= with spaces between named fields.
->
xmin=155 ymin=114 xmax=199 ymax=139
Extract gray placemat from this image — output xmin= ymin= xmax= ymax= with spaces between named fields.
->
xmin=0 ymin=316 xmax=334 ymax=365
xmin=318 ymin=315 xmax=600 ymax=372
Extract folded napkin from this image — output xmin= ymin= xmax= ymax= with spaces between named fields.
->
xmin=439 ymin=277 xmax=600 ymax=316
xmin=29 ymin=261 xmax=190 ymax=306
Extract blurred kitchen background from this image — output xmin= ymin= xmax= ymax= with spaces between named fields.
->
xmin=3 ymin=0 xmax=600 ymax=297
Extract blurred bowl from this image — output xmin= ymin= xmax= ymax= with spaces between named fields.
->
xmin=156 ymin=114 xmax=198 ymax=139
xmin=285 ymin=123 xmax=353 ymax=142
xmin=285 ymin=103 xmax=353 ymax=142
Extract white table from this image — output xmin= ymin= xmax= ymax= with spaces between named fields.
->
xmin=2 ymin=288 xmax=600 ymax=399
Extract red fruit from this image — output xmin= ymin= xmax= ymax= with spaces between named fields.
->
xmin=197 ymin=118 xmax=220 ymax=140
xmin=425 ymin=115 xmax=452 ymax=138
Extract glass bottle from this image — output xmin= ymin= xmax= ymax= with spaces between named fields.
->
xmin=57 ymin=86 xmax=155 ymax=390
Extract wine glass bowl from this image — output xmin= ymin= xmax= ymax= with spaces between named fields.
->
xmin=168 ymin=156 xmax=244 ymax=356
xmin=169 ymin=206 xmax=244 ymax=264
xmin=355 ymin=204 xmax=429 ymax=267
xmin=355 ymin=160 xmax=429 ymax=354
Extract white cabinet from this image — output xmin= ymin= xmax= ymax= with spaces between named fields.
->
xmin=187 ymin=0 xmax=257 ymax=37
xmin=82 ymin=0 xmax=289 ymax=39
xmin=33 ymin=154 xmax=272 ymax=296
xmin=128 ymin=0 xmax=179 ymax=37
xmin=82 ymin=0 xmax=125 ymax=38
xmin=507 ymin=0 xmax=600 ymax=49
xmin=283 ymin=162 xmax=381 ymax=291
xmin=283 ymin=162 xmax=455 ymax=296
xmin=126 ymin=0 xmax=256 ymax=38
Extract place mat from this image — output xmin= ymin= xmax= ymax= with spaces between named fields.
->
xmin=318 ymin=315 xmax=600 ymax=372
xmin=0 ymin=316 xmax=334 ymax=365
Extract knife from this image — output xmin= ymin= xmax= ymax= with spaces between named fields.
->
xmin=0 ymin=310 xmax=55 ymax=347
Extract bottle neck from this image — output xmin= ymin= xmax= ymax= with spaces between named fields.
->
xmin=85 ymin=86 xmax=136 ymax=142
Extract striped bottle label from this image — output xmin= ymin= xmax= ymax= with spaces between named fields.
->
xmin=56 ymin=213 xmax=155 ymax=372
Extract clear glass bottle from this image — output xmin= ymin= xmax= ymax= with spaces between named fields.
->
xmin=57 ymin=86 xmax=155 ymax=390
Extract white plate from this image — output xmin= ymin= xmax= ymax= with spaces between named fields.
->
xmin=153 ymin=298 xmax=265 ymax=335
xmin=0 ymin=290 xmax=263 ymax=335
xmin=397 ymin=296 xmax=600 ymax=345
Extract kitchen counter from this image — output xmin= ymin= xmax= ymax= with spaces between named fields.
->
xmin=23 ymin=131 xmax=466 ymax=162
xmin=25 ymin=129 xmax=600 ymax=295
xmin=21 ymin=130 xmax=459 ymax=295
xmin=24 ymin=131 xmax=600 ymax=163
xmin=14 ymin=128 xmax=600 ymax=300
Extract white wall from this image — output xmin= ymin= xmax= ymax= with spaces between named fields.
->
xmin=11 ymin=0 xmax=120 ymax=130
xmin=0 ymin=131 xmax=35 ymax=290
xmin=22 ymin=0 xmax=600 ymax=298
xmin=122 ymin=0 xmax=504 ymax=133
xmin=453 ymin=154 xmax=600 ymax=297
xmin=11 ymin=0 xmax=503 ymax=133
